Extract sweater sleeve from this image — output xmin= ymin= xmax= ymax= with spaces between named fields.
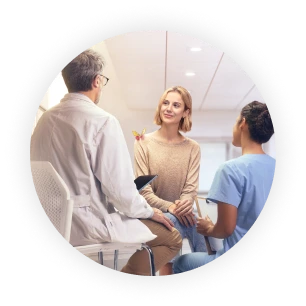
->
xmin=134 ymin=139 xmax=174 ymax=212
xmin=179 ymin=143 xmax=201 ymax=202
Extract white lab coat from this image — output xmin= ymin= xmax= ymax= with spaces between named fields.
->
xmin=31 ymin=93 xmax=156 ymax=246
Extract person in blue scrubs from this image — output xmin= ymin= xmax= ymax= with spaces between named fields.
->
xmin=172 ymin=101 xmax=275 ymax=273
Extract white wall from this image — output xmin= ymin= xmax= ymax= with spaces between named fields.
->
xmin=33 ymin=69 xmax=68 ymax=133
xmin=263 ymin=134 xmax=276 ymax=158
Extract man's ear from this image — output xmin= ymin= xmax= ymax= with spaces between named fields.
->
xmin=92 ymin=75 xmax=100 ymax=89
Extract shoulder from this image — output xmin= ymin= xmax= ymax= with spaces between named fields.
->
xmin=185 ymin=137 xmax=199 ymax=147
xmin=264 ymin=154 xmax=276 ymax=166
xmin=230 ymin=154 xmax=275 ymax=171
xmin=185 ymin=137 xmax=200 ymax=152
xmin=103 ymin=112 xmax=118 ymax=124
xmin=92 ymin=112 xmax=123 ymax=146
xmin=143 ymin=132 xmax=155 ymax=140
xmin=79 ymin=103 xmax=119 ymax=126
xmin=62 ymin=100 xmax=118 ymax=133
xmin=94 ymin=111 xmax=120 ymax=132
xmin=133 ymin=132 xmax=153 ymax=150
xmin=216 ymin=157 xmax=257 ymax=186
xmin=216 ymin=158 xmax=242 ymax=178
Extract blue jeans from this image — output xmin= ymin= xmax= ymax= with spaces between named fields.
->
xmin=164 ymin=213 xmax=222 ymax=263
xmin=172 ymin=248 xmax=225 ymax=273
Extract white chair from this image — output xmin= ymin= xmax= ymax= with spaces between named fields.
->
xmin=31 ymin=161 xmax=155 ymax=275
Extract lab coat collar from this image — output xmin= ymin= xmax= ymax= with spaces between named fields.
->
xmin=60 ymin=93 xmax=95 ymax=105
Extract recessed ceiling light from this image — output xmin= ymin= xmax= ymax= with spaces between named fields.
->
xmin=185 ymin=72 xmax=195 ymax=77
xmin=190 ymin=47 xmax=202 ymax=52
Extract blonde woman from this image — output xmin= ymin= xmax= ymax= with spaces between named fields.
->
xmin=134 ymin=86 xmax=219 ymax=275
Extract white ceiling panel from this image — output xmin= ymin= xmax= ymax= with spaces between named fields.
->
xmin=105 ymin=31 xmax=166 ymax=110
xmin=166 ymin=32 xmax=223 ymax=110
xmin=105 ymin=31 xmax=260 ymax=111
xmin=202 ymin=54 xmax=255 ymax=110
xmin=236 ymin=85 xmax=265 ymax=110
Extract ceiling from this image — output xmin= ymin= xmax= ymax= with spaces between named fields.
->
xmin=105 ymin=31 xmax=264 ymax=111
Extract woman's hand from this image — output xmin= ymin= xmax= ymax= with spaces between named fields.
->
xmin=196 ymin=216 xmax=214 ymax=236
xmin=174 ymin=199 xmax=194 ymax=216
xmin=168 ymin=203 xmax=196 ymax=227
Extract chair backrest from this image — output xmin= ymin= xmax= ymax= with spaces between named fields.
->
xmin=31 ymin=161 xmax=73 ymax=241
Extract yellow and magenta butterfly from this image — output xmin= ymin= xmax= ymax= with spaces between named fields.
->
xmin=132 ymin=128 xmax=146 ymax=140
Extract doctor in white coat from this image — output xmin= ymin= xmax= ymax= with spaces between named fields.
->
xmin=31 ymin=49 xmax=182 ymax=275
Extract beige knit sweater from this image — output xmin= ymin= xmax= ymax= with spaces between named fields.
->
xmin=134 ymin=133 xmax=201 ymax=212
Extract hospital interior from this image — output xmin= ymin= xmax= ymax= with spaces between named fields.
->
xmin=32 ymin=31 xmax=276 ymax=274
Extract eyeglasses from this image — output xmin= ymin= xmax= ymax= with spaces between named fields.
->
xmin=99 ymin=74 xmax=109 ymax=86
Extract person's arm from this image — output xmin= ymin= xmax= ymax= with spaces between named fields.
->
xmin=175 ymin=144 xmax=201 ymax=216
xmin=196 ymin=202 xmax=237 ymax=238
xmin=197 ymin=161 xmax=242 ymax=238
xmin=91 ymin=116 xmax=153 ymax=219
xmin=179 ymin=143 xmax=200 ymax=202
xmin=134 ymin=140 xmax=174 ymax=212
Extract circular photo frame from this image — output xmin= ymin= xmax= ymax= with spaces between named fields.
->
xmin=6 ymin=5 xmax=300 ymax=300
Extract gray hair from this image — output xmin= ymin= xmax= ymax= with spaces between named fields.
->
xmin=62 ymin=49 xmax=105 ymax=92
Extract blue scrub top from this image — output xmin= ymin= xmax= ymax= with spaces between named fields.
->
xmin=207 ymin=154 xmax=276 ymax=252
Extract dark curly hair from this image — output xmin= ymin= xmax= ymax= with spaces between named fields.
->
xmin=239 ymin=101 xmax=274 ymax=144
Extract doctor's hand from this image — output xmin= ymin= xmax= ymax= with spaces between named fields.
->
xmin=168 ymin=203 xmax=197 ymax=227
xmin=196 ymin=216 xmax=214 ymax=236
xmin=150 ymin=208 xmax=175 ymax=231
xmin=174 ymin=199 xmax=194 ymax=216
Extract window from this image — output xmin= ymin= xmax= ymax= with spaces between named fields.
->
xmin=198 ymin=142 xmax=228 ymax=193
